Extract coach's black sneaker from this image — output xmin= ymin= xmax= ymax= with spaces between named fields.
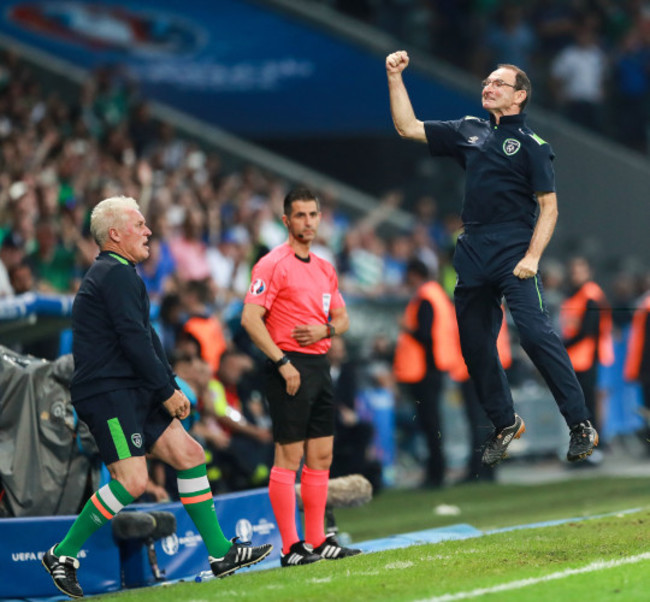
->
xmin=481 ymin=414 xmax=526 ymax=467
xmin=42 ymin=545 xmax=83 ymax=598
xmin=313 ymin=533 xmax=362 ymax=560
xmin=567 ymin=420 xmax=599 ymax=462
xmin=280 ymin=540 xmax=323 ymax=567
xmin=209 ymin=538 xmax=272 ymax=578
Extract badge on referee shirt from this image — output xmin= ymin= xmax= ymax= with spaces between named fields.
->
xmin=250 ymin=279 xmax=266 ymax=295
xmin=323 ymin=293 xmax=331 ymax=314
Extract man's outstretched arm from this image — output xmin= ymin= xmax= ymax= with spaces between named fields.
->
xmin=386 ymin=50 xmax=427 ymax=142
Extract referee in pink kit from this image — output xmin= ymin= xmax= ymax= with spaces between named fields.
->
xmin=241 ymin=186 xmax=362 ymax=567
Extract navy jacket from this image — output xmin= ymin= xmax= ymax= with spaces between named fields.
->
xmin=70 ymin=251 xmax=178 ymax=403
xmin=424 ymin=113 xmax=555 ymax=229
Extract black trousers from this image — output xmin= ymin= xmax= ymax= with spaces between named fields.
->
xmin=576 ymin=366 xmax=598 ymax=431
xmin=453 ymin=224 xmax=588 ymax=431
xmin=461 ymin=379 xmax=495 ymax=481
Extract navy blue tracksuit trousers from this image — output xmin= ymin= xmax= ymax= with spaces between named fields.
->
xmin=453 ymin=224 xmax=589 ymax=431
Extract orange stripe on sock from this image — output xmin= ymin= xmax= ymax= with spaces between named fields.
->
xmin=91 ymin=494 xmax=113 ymax=520
xmin=180 ymin=492 xmax=213 ymax=505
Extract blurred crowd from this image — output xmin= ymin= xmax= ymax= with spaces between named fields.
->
xmin=1 ymin=40 xmax=650 ymax=503
xmin=323 ymin=0 xmax=650 ymax=153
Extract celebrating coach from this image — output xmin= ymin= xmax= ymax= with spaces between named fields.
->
xmin=385 ymin=51 xmax=598 ymax=467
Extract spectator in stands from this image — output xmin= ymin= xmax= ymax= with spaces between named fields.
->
xmin=27 ymin=219 xmax=79 ymax=293
xmin=611 ymin=27 xmax=650 ymax=152
xmin=383 ymin=234 xmax=413 ymax=295
xmin=210 ymin=351 xmax=273 ymax=489
xmin=169 ymin=206 xmax=212 ymax=282
xmin=7 ymin=259 xmax=61 ymax=360
xmin=550 ymin=16 xmax=609 ymax=132
xmin=0 ymin=232 xmax=25 ymax=297
xmin=137 ymin=234 xmax=177 ymax=302
xmin=478 ymin=4 xmax=537 ymax=77
xmin=206 ymin=228 xmax=253 ymax=303
xmin=180 ymin=279 xmax=228 ymax=376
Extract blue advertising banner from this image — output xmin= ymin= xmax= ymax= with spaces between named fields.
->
xmin=0 ymin=0 xmax=481 ymax=137
xmin=0 ymin=488 xmax=289 ymax=598
xmin=0 ymin=514 xmax=120 ymax=599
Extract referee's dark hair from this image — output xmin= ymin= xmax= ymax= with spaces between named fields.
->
xmin=283 ymin=186 xmax=320 ymax=216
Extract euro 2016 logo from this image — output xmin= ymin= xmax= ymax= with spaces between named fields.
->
xmin=235 ymin=519 xmax=254 ymax=542
xmin=503 ymin=138 xmax=521 ymax=156
xmin=250 ymin=279 xmax=266 ymax=295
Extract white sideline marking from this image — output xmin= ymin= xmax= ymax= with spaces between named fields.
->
xmin=421 ymin=552 xmax=650 ymax=601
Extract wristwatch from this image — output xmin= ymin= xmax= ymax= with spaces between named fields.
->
xmin=275 ymin=355 xmax=291 ymax=368
xmin=325 ymin=323 xmax=336 ymax=338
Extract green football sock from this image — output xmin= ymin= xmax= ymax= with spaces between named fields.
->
xmin=55 ymin=479 xmax=134 ymax=558
xmin=178 ymin=464 xmax=231 ymax=557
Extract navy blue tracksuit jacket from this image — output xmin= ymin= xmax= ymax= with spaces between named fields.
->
xmin=424 ymin=113 xmax=588 ymax=429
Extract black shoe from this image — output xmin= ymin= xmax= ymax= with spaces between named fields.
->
xmin=280 ymin=540 xmax=324 ymax=567
xmin=42 ymin=545 xmax=83 ymax=599
xmin=567 ymin=420 xmax=599 ymax=462
xmin=481 ymin=414 xmax=526 ymax=467
xmin=209 ymin=538 xmax=272 ymax=578
xmin=313 ymin=533 xmax=362 ymax=560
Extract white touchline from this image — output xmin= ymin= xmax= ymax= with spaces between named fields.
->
xmin=421 ymin=552 xmax=650 ymax=602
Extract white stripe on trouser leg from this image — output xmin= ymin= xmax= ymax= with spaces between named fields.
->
xmin=97 ymin=484 xmax=124 ymax=514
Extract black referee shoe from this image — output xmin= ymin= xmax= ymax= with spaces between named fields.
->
xmin=280 ymin=541 xmax=323 ymax=567
xmin=42 ymin=545 xmax=83 ymax=598
xmin=209 ymin=538 xmax=272 ymax=578
xmin=313 ymin=533 xmax=362 ymax=560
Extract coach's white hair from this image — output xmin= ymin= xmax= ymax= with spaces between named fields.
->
xmin=90 ymin=196 xmax=140 ymax=247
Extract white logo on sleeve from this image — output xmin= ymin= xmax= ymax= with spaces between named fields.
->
xmin=322 ymin=293 xmax=331 ymax=314
xmin=249 ymin=279 xmax=266 ymax=295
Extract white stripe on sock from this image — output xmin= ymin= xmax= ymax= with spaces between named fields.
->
xmin=98 ymin=483 xmax=124 ymax=515
xmin=177 ymin=475 xmax=210 ymax=494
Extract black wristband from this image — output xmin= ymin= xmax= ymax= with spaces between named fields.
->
xmin=275 ymin=355 xmax=291 ymax=368
xmin=325 ymin=323 xmax=336 ymax=338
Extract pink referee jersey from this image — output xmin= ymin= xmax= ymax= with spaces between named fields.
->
xmin=244 ymin=243 xmax=345 ymax=354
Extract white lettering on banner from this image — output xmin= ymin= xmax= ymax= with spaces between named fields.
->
xmin=128 ymin=59 xmax=315 ymax=91
xmin=12 ymin=552 xmax=40 ymax=561
xmin=252 ymin=518 xmax=276 ymax=536
xmin=162 ymin=530 xmax=203 ymax=555
xmin=178 ymin=531 xmax=203 ymax=548
xmin=234 ymin=517 xmax=276 ymax=540
xmin=12 ymin=549 xmax=87 ymax=562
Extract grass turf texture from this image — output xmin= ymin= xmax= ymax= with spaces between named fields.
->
xmin=98 ymin=477 xmax=650 ymax=602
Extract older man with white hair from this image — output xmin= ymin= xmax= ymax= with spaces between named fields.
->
xmin=42 ymin=196 xmax=271 ymax=599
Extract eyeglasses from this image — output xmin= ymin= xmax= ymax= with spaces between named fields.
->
xmin=481 ymin=78 xmax=517 ymax=89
